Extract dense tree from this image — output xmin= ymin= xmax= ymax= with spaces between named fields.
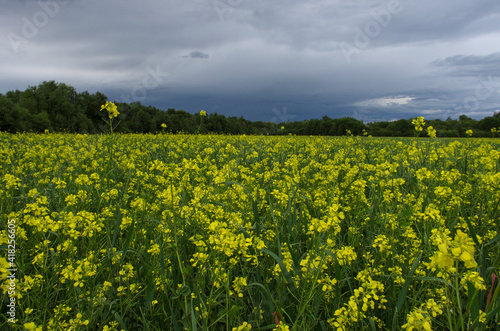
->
xmin=76 ymin=91 xmax=107 ymax=132
xmin=31 ymin=111 xmax=52 ymax=132
xmin=478 ymin=116 xmax=500 ymax=131
xmin=206 ymin=112 xmax=229 ymax=133
xmin=1 ymin=81 xmax=499 ymax=136
xmin=0 ymin=95 xmax=31 ymax=132
xmin=333 ymin=117 xmax=366 ymax=135
xmin=457 ymin=115 xmax=478 ymax=137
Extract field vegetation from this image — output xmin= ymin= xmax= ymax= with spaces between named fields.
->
xmin=1 ymin=129 xmax=500 ymax=330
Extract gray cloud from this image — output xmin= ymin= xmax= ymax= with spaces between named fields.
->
xmin=431 ymin=53 xmax=500 ymax=77
xmin=1 ymin=0 xmax=500 ymax=121
xmin=183 ymin=51 xmax=209 ymax=59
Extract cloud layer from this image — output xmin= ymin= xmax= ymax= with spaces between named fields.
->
xmin=1 ymin=0 xmax=500 ymax=121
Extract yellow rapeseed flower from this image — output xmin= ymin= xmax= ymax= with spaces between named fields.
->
xmin=23 ymin=322 xmax=42 ymax=331
xmin=100 ymin=101 xmax=119 ymax=119
xmin=232 ymin=321 xmax=252 ymax=331
xmin=412 ymin=116 xmax=425 ymax=133
xmin=273 ymin=321 xmax=290 ymax=331
xmin=426 ymin=125 xmax=436 ymax=138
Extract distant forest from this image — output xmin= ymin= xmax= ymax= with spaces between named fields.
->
xmin=1 ymin=81 xmax=500 ymax=137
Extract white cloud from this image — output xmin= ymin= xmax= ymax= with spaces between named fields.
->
xmin=355 ymin=96 xmax=414 ymax=107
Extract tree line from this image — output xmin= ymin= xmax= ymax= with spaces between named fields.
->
xmin=1 ymin=81 xmax=500 ymax=136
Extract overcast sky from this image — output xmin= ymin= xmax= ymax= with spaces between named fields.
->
xmin=2 ymin=0 xmax=500 ymax=122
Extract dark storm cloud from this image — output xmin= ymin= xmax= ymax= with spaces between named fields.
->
xmin=432 ymin=53 xmax=500 ymax=77
xmin=1 ymin=0 xmax=500 ymax=121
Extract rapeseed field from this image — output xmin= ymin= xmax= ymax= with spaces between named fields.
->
xmin=1 ymin=132 xmax=499 ymax=330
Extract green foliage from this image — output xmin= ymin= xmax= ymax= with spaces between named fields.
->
xmin=0 ymin=95 xmax=31 ymax=132
xmin=0 ymin=81 xmax=499 ymax=137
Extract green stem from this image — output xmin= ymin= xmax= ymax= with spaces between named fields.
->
xmin=454 ymin=264 xmax=464 ymax=331
xmin=445 ymin=284 xmax=454 ymax=331
xmin=175 ymin=239 xmax=188 ymax=318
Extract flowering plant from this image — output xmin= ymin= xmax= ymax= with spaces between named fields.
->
xmin=197 ymin=110 xmax=206 ymax=133
xmin=412 ymin=116 xmax=425 ymax=137
xmin=426 ymin=126 xmax=436 ymax=138
xmin=100 ymin=101 xmax=120 ymax=133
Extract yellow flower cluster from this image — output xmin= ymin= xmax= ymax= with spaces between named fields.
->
xmin=412 ymin=116 xmax=426 ymax=133
xmin=330 ymin=269 xmax=387 ymax=329
xmin=232 ymin=321 xmax=252 ymax=331
xmin=100 ymin=101 xmax=119 ymax=119
xmin=308 ymin=204 xmax=344 ymax=234
xmin=273 ymin=321 xmax=290 ymax=331
xmin=333 ymin=245 xmax=357 ymax=266
xmin=426 ymin=125 xmax=436 ymax=138
xmin=428 ymin=229 xmax=479 ymax=277
xmin=402 ymin=299 xmax=443 ymax=331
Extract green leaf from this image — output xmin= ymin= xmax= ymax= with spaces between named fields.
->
xmin=191 ymin=302 xmax=198 ymax=331
xmin=261 ymin=248 xmax=298 ymax=296
xmin=394 ymin=252 xmax=422 ymax=317
xmin=460 ymin=203 xmax=480 ymax=246
xmin=113 ymin=311 xmax=128 ymax=331
xmin=178 ymin=285 xmax=191 ymax=297
xmin=467 ymin=282 xmax=480 ymax=329
xmin=119 ymin=216 xmax=136 ymax=266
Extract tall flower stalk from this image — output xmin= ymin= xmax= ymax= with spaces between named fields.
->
xmin=412 ymin=116 xmax=425 ymax=137
xmin=426 ymin=126 xmax=436 ymax=138
xmin=100 ymin=101 xmax=120 ymax=133
xmin=197 ymin=110 xmax=206 ymax=134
